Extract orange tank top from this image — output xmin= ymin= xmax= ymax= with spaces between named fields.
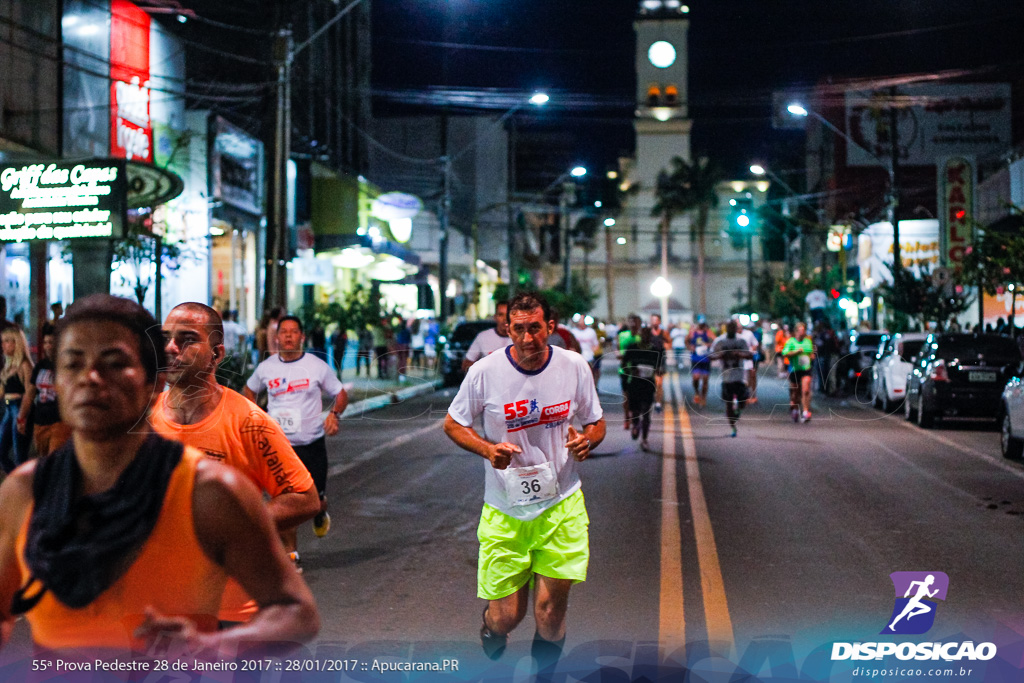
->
xmin=16 ymin=447 xmax=227 ymax=652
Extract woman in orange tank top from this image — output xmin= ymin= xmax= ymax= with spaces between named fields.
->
xmin=0 ymin=295 xmax=318 ymax=659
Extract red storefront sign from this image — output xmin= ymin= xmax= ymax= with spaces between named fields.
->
xmin=109 ymin=0 xmax=152 ymax=162
xmin=942 ymin=158 xmax=973 ymax=272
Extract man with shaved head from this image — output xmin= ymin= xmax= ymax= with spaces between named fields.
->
xmin=149 ymin=302 xmax=319 ymax=624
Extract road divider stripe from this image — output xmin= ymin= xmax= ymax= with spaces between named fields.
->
xmin=671 ymin=371 xmax=735 ymax=652
xmin=660 ymin=373 xmax=686 ymax=656
xmin=328 ymin=418 xmax=446 ymax=479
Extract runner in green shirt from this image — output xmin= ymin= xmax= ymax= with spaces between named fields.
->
xmin=782 ymin=321 xmax=815 ymax=422
xmin=616 ymin=315 xmax=642 ymax=430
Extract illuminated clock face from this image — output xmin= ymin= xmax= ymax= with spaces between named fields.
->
xmin=648 ymin=41 xmax=676 ymax=68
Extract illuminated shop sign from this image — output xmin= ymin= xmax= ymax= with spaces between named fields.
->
xmin=110 ymin=0 xmax=153 ymax=162
xmin=0 ymin=160 xmax=127 ymax=241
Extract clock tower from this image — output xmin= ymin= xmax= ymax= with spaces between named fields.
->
xmin=620 ymin=0 xmax=693 ymax=318
xmin=635 ymin=0 xmax=691 ymax=182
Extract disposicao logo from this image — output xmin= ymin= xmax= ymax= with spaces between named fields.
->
xmin=881 ymin=571 xmax=948 ymax=635
xmin=831 ymin=571 xmax=997 ymax=663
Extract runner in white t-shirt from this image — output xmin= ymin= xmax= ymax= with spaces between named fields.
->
xmin=445 ymin=292 xmax=606 ymax=670
xmin=738 ymin=324 xmax=760 ymax=403
xmin=462 ymin=301 xmax=512 ymax=372
xmin=245 ymin=316 xmax=348 ymax=555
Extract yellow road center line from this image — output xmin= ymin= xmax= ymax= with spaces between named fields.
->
xmin=659 ymin=373 xmax=685 ymax=658
xmin=672 ymin=371 xmax=735 ymax=652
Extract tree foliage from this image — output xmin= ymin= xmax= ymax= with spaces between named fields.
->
xmin=877 ymin=262 xmax=973 ymax=332
xmin=961 ymin=227 xmax=1024 ymax=297
xmin=110 ymin=217 xmax=203 ymax=305
xmin=297 ymin=284 xmax=397 ymax=335
xmin=652 ymin=155 xmax=724 ymax=315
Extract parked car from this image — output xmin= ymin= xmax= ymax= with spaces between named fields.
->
xmin=440 ymin=320 xmax=497 ymax=387
xmin=904 ymin=333 xmax=1023 ymax=429
xmin=843 ymin=329 xmax=886 ymax=398
xmin=872 ymin=332 xmax=928 ymax=411
xmin=1001 ymin=369 xmax=1024 ymax=459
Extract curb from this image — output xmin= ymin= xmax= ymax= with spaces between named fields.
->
xmin=340 ymin=378 xmax=443 ymax=418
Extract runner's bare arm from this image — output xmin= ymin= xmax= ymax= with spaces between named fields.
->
xmin=566 ymin=420 xmax=606 ymax=462
xmin=264 ymin=485 xmax=320 ymax=530
xmin=137 ymin=459 xmax=319 ymax=656
xmin=323 ymin=388 xmax=348 ymax=436
xmin=443 ymin=414 xmax=521 ymax=470
xmin=0 ymin=464 xmax=37 ymax=648
xmin=242 ymin=386 xmax=258 ymax=404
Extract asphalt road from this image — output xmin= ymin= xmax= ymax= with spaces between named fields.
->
xmin=286 ymin=360 xmax=1024 ymax=681
xmin=4 ymin=361 xmax=1023 ymax=682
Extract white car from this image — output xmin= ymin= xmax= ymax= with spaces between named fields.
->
xmin=872 ymin=332 xmax=928 ymax=411
xmin=1002 ymin=370 xmax=1024 ymax=459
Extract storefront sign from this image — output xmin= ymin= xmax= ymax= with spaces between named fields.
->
xmin=0 ymin=160 xmax=127 ymax=241
xmin=856 ymin=219 xmax=939 ymax=290
xmin=941 ymin=157 xmax=973 ymax=270
xmin=845 ymin=84 xmax=1011 ymax=167
xmin=211 ymin=116 xmax=264 ymax=215
xmin=110 ymin=0 xmax=153 ymax=162
xmin=983 ymin=291 xmax=1024 ymax=328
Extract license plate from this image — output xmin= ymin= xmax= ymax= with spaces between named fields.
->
xmin=968 ymin=371 xmax=997 ymax=382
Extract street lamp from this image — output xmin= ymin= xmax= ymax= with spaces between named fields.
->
xmin=787 ymin=101 xmax=901 ymax=283
xmin=651 ymin=276 xmax=672 ymax=322
xmin=505 ymin=91 xmax=549 ymax=298
xmin=560 ymin=166 xmax=587 ymax=293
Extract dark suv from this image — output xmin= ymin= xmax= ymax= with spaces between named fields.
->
xmin=440 ymin=320 xmax=497 ymax=387
xmin=904 ymin=333 xmax=1023 ymax=428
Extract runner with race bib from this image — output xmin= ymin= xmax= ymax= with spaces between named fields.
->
xmin=245 ymin=315 xmax=348 ymax=565
xmin=444 ymin=292 xmax=606 ymax=675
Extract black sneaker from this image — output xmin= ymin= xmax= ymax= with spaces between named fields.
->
xmin=480 ymin=608 xmax=507 ymax=660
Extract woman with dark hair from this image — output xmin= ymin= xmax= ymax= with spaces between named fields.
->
xmin=0 ymin=295 xmax=319 ymax=656
xmin=17 ymin=324 xmax=71 ymax=457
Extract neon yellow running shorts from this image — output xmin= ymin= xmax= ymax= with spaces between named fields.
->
xmin=476 ymin=489 xmax=590 ymax=600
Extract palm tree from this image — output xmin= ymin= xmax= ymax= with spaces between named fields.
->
xmin=652 ymin=156 xmax=724 ymax=315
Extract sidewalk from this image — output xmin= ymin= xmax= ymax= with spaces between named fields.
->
xmin=338 ymin=366 xmax=442 ymax=418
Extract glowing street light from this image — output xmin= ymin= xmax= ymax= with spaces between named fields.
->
xmin=604 ymin=217 xmax=616 ymax=227
xmin=529 ymin=91 xmax=550 ymax=106
xmin=651 ymin=276 xmax=672 ymax=321
xmin=787 ymin=103 xmax=808 ymax=117
xmin=571 ymin=166 xmax=587 ymax=178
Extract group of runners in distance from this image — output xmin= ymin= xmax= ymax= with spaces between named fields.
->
xmin=0 ymin=289 xmax=818 ymax=674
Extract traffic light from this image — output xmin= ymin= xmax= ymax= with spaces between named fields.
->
xmin=727 ymin=197 xmax=755 ymax=249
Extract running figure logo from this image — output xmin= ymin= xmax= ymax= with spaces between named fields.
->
xmin=881 ymin=571 xmax=949 ymax=635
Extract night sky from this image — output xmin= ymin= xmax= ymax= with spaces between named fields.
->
xmin=372 ymin=0 xmax=1024 ymax=177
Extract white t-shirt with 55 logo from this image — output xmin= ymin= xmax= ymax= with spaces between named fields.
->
xmin=448 ymin=345 xmax=603 ymax=521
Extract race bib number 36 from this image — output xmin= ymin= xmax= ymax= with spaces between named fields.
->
xmin=502 ymin=462 xmax=558 ymax=507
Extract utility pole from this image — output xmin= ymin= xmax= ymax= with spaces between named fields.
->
xmin=438 ymin=131 xmax=451 ymax=320
xmin=746 ymin=231 xmax=754 ymax=312
xmin=888 ymin=87 xmax=902 ymax=292
xmin=267 ymin=27 xmax=292 ymax=312
xmin=561 ymin=180 xmax=575 ymax=294
xmin=506 ymin=118 xmax=518 ymax=298
xmin=604 ymin=222 xmax=615 ymax=321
